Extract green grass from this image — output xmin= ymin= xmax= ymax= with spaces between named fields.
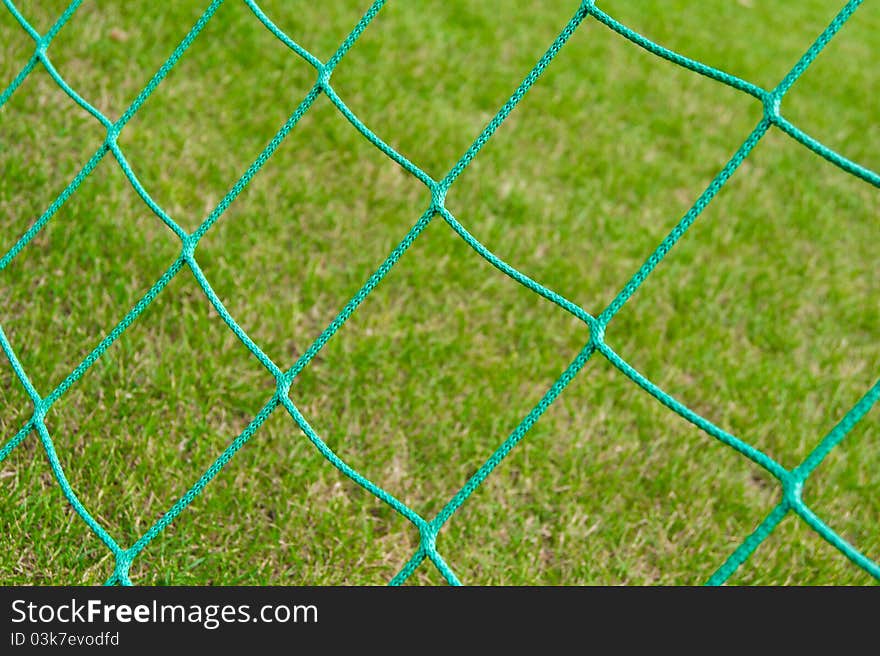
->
xmin=0 ymin=0 xmax=877 ymax=585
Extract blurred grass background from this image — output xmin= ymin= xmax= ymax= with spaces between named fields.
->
xmin=0 ymin=0 xmax=877 ymax=584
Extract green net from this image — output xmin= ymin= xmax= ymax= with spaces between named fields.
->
xmin=1 ymin=0 xmax=877 ymax=586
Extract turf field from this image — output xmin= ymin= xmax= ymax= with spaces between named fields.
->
xmin=0 ymin=0 xmax=877 ymax=585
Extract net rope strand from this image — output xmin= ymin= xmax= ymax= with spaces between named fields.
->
xmin=0 ymin=0 xmax=877 ymax=585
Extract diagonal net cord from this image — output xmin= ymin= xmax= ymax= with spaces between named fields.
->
xmin=0 ymin=0 xmax=876 ymax=585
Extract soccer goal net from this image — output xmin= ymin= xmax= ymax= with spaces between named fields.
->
xmin=0 ymin=0 xmax=877 ymax=585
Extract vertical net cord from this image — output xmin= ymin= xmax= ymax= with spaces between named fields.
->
xmin=0 ymin=0 xmax=876 ymax=585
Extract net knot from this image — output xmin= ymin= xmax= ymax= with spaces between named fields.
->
xmin=32 ymin=400 xmax=48 ymax=424
xmin=587 ymin=316 xmax=606 ymax=346
xmin=34 ymin=38 xmax=49 ymax=60
xmin=181 ymin=235 xmax=197 ymax=262
xmin=419 ymin=528 xmax=438 ymax=553
xmin=430 ymin=184 xmax=447 ymax=210
xmin=113 ymin=553 xmax=133 ymax=585
xmin=276 ymin=375 xmax=292 ymax=399
xmin=317 ymin=66 xmax=332 ymax=90
xmin=105 ymin=122 xmax=122 ymax=145
xmin=782 ymin=474 xmax=804 ymax=509
xmin=762 ymin=91 xmax=782 ymax=124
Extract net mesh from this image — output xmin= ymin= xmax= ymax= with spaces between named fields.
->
xmin=0 ymin=0 xmax=877 ymax=586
